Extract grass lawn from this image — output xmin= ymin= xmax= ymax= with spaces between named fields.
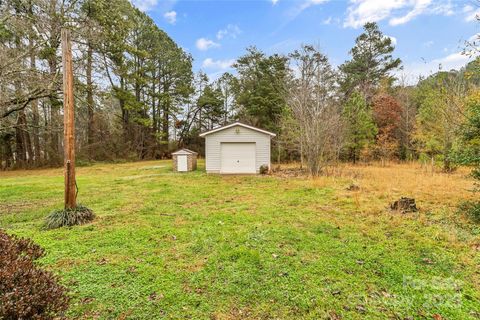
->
xmin=1 ymin=160 xmax=480 ymax=319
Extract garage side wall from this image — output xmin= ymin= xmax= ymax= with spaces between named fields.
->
xmin=205 ymin=126 xmax=271 ymax=173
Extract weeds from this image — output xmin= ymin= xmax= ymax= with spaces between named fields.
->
xmin=459 ymin=201 xmax=480 ymax=223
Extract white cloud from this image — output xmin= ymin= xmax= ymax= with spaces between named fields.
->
xmin=389 ymin=0 xmax=431 ymax=26
xmin=344 ymin=0 xmax=453 ymax=28
xmin=463 ymin=4 xmax=480 ymax=22
xmin=435 ymin=52 xmax=471 ymax=68
xmin=131 ymin=0 xmax=158 ymax=11
xmin=430 ymin=2 xmax=454 ymax=16
xmin=216 ymin=24 xmax=242 ymax=40
xmin=469 ymin=34 xmax=480 ymax=42
xmin=271 ymin=0 xmax=279 ymax=5
xmin=288 ymin=0 xmax=329 ymax=20
xmin=322 ymin=16 xmax=333 ymax=24
xmin=399 ymin=51 xmax=475 ymax=84
xmin=463 ymin=4 xmax=474 ymax=13
xmin=196 ymin=38 xmax=220 ymax=51
xmin=164 ymin=11 xmax=177 ymax=24
xmin=268 ymin=39 xmax=302 ymax=54
xmin=423 ymin=40 xmax=434 ymax=48
xmin=202 ymin=58 xmax=235 ymax=70
xmin=302 ymin=0 xmax=330 ymax=11
xmin=344 ymin=0 xmax=406 ymax=28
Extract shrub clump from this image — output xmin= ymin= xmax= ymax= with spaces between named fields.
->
xmin=459 ymin=201 xmax=480 ymax=223
xmin=259 ymin=164 xmax=269 ymax=175
xmin=0 ymin=230 xmax=69 ymax=319
xmin=44 ymin=204 xmax=95 ymax=230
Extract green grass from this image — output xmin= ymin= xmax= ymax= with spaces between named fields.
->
xmin=1 ymin=160 xmax=479 ymax=319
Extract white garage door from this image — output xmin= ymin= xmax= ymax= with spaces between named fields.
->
xmin=220 ymin=143 xmax=256 ymax=174
xmin=177 ymin=155 xmax=188 ymax=172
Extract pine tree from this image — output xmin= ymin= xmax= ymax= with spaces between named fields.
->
xmin=197 ymin=85 xmax=225 ymax=130
xmin=342 ymin=92 xmax=377 ymax=163
xmin=340 ymin=22 xmax=401 ymax=101
xmin=233 ymin=47 xmax=289 ymax=132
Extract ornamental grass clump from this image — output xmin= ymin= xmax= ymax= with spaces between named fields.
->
xmin=44 ymin=204 xmax=95 ymax=230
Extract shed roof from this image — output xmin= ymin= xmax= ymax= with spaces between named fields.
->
xmin=199 ymin=122 xmax=276 ymax=138
xmin=172 ymin=148 xmax=198 ymax=155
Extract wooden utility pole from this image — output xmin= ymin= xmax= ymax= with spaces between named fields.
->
xmin=62 ymin=28 xmax=76 ymax=209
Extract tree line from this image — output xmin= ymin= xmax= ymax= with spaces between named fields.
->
xmin=0 ymin=1 xmax=479 ymax=182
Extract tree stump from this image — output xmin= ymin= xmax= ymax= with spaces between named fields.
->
xmin=390 ymin=197 xmax=417 ymax=213
xmin=346 ymin=184 xmax=360 ymax=191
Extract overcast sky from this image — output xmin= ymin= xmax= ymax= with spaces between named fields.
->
xmin=131 ymin=0 xmax=480 ymax=83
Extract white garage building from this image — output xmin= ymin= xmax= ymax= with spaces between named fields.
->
xmin=199 ymin=122 xmax=276 ymax=174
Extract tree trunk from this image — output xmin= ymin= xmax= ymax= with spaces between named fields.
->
xmin=29 ymin=15 xmax=41 ymax=164
xmin=119 ymin=78 xmax=129 ymax=145
xmin=277 ymin=140 xmax=281 ymax=164
xmin=15 ymin=113 xmax=27 ymax=166
xmin=431 ymin=155 xmax=435 ymax=176
xmin=0 ymin=134 xmax=14 ymax=169
xmin=49 ymin=59 xmax=61 ymax=165
xmin=300 ymin=137 xmax=304 ymax=169
xmin=152 ymin=70 xmax=157 ymax=133
xmin=47 ymin=0 xmax=62 ymax=165
xmin=86 ymin=42 xmax=94 ymax=148
xmin=162 ymin=101 xmax=169 ymax=154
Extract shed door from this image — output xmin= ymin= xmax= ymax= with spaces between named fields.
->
xmin=178 ymin=155 xmax=188 ymax=172
xmin=220 ymin=142 xmax=256 ymax=174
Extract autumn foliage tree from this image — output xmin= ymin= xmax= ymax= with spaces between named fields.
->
xmin=372 ymin=93 xmax=403 ymax=164
xmin=414 ymin=71 xmax=467 ymax=172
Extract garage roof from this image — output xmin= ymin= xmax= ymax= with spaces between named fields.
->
xmin=199 ymin=122 xmax=276 ymax=138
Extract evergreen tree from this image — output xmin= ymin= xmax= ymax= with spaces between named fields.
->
xmin=197 ymin=85 xmax=225 ymax=130
xmin=216 ymin=72 xmax=236 ymax=124
xmin=342 ymin=91 xmax=377 ymax=163
xmin=233 ymin=47 xmax=289 ymax=132
xmin=340 ymin=22 xmax=401 ymax=101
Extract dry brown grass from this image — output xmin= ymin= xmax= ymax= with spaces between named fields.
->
xmin=275 ymin=162 xmax=480 ymax=275
xmin=274 ymin=161 xmax=476 ymax=214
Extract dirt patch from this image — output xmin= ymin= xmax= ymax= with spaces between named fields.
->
xmin=273 ymin=167 xmax=308 ymax=178
xmin=0 ymin=200 xmax=48 ymax=215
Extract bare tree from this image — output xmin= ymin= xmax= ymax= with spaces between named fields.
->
xmin=286 ymin=45 xmax=344 ymax=176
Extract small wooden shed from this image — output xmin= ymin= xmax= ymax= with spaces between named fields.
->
xmin=172 ymin=148 xmax=197 ymax=172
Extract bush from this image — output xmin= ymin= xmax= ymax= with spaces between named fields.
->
xmin=44 ymin=204 xmax=95 ymax=230
xmin=459 ymin=201 xmax=480 ymax=223
xmin=0 ymin=230 xmax=69 ymax=319
xmin=259 ymin=164 xmax=269 ymax=175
